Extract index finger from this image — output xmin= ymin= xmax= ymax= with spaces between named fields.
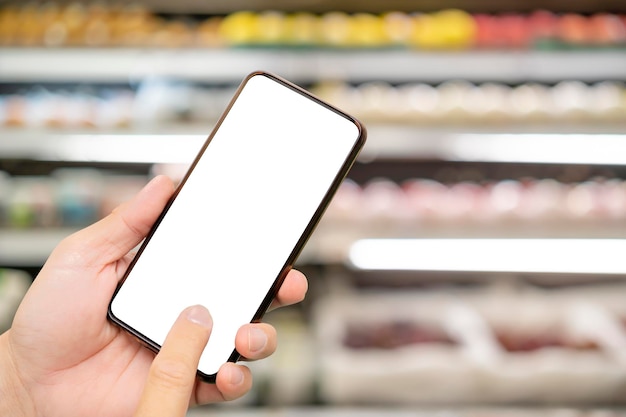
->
xmin=134 ymin=305 xmax=213 ymax=417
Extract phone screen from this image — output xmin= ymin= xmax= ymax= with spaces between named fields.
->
xmin=108 ymin=72 xmax=365 ymax=379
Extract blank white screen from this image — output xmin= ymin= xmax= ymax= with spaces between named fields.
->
xmin=110 ymin=73 xmax=362 ymax=377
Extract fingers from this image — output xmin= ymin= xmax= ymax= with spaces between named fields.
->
xmin=59 ymin=175 xmax=175 ymax=267
xmin=235 ymin=323 xmax=277 ymax=360
xmin=214 ymin=362 xmax=253 ymax=400
xmin=135 ymin=305 xmax=212 ymax=417
xmin=193 ymin=362 xmax=252 ymax=405
xmin=191 ymin=269 xmax=307 ymax=407
xmin=268 ymin=269 xmax=308 ymax=311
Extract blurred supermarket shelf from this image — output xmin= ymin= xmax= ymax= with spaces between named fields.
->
xmin=2 ymin=125 xmax=626 ymax=165
xmin=309 ymin=219 xmax=626 ymax=265
xmin=1 ymin=226 xmax=318 ymax=267
xmin=363 ymin=126 xmax=626 ymax=165
xmin=314 ymin=289 xmax=626 ymax=405
xmin=144 ymin=0 xmax=626 ymax=13
xmin=1 ymin=48 xmax=626 ymax=84
xmin=0 ymin=228 xmax=75 ymax=266
xmin=0 ymin=128 xmax=207 ymax=164
xmin=5 ymin=219 xmax=626 ymax=267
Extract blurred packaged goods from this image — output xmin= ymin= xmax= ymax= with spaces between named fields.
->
xmin=0 ymin=170 xmax=147 ymax=229
xmin=314 ymin=284 xmax=626 ymax=405
xmin=0 ymin=3 xmax=211 ymax=48
xmin=0 ymin=81 xmax=624 ymax=129
xmin=325 ymin=177 xmax=626 ymax=225
xmin=312 ymin=80 xmax=626 ymax=124
xmin=0 ymin=83 xmax=237 ymax=129
xmin=0 ymin=3 xmax=625 ymax=50
xmin=3 ymin=173 xmax=626 ymax=230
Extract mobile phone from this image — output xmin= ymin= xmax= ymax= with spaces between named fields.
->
xmin=108 ymin=71 xmax=366 ymax=381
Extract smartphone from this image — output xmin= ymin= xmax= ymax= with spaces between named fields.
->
xmin=108 ymin=71 xmax=366 ymax=381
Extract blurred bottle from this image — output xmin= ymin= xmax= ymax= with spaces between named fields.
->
xmin=53 ymin=169 xmax=104 ymax=227
xmin=7 ymin=177 xmax=57 ymax=228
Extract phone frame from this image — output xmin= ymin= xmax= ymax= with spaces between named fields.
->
xmin=107 ymin=70 xmax=366 ymax=382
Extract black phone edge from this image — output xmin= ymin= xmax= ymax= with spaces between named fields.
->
xmin=107 ymin=70 xmax=367 ymax=384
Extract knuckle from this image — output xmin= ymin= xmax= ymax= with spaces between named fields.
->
xmin=149 ymin=356 xmax=194 ymax=389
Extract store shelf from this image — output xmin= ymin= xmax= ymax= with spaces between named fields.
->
xmin=308 ymin=219 xmax=626 ymax=264
xmin=1 ymin=48 xmax=625 ymax=84
xmin=140 ymin=0 xmax=626 ymax=14
xmin=0 ymin=227 xmax=316 ymax=267
xmin=0 ymin=128 xmax=207 ymax=164
xmin=3 ymin=126 xmax=626 ymax=165
xmin=365 ymin=126 xmax=626 ymax=165
xmin=4 ymin=218 xmax=626 ymax=267
xmin=0 ymin=228 xmax=75 ymax=266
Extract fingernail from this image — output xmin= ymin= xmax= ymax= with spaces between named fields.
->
xmin=185 ymin=305 xmax=213 ymax=329
xmin=248 ymin=327 xmax=267 ymax=353
xmin=229 ymin=366 xmax=244 ymax=386
xmin=142 ymin=175 xmax=163 ymax=193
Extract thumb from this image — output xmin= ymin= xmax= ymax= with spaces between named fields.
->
xmin=55 ymin=175 xmax=175 ymax=267
xmin=135 ymin=305 xmax=213 ymax=417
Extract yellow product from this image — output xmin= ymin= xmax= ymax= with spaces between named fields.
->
xmin=219 ymin=11 xmax=258 ymax=45
xmin=382 ymin=11 xmax=414 ymax=46
xmin=255 ymin=11 xmax=288 ymax=44
xmin=152 ymin=20 xmax=196 ymax=48
xmin=197 ymin=17 xmax=223 ymax=47
xmin=0 ymin=7 xmax=19 ymax=45
xmin=437 ymin=9 xmax=476 ymax=48
xmin=82 ymin=4 xmax=112 ymax=46
xmin=59 ymin=3 xmax=88 ymax=45
xmin=111 ymin=5 xmax=160 ymax=47
xmin=411 ymin=9 xmax=476 ymax=49
xmin=348 ymin=13 xmax=388 ymax=47
xmin=11 ymin=6 xmax=33 ymax=45
xmin=284 ymin=12 xmax=319 ymax=46
xmin=14 ymin=3 xmax=49 ymax=46
xmin=319 ymin=11 xmax=352 ymax=47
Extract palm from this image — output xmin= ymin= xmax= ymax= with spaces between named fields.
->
xmin=9 ymin=250 xmax=160 ymax=417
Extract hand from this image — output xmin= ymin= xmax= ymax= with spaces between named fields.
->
xmin=0 ymin=175 xmax=308 ymax=417
xmin=135 ymin=305 xmax=213 ymax=417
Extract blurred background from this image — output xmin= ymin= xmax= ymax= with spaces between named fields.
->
xmin=1 ymin=0 xmax=626 ymax=415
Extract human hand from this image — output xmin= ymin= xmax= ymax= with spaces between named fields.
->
xmin=0 ymin=175 xmax=308 ymax=417
xmin=134 ymin=304 xmax=214 ymax=417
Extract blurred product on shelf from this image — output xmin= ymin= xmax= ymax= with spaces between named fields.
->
xmin=0 ymin=87 xmax=134 ymax=128
xmin=1 ymin=81 xmax=624 ymax=129
xmin=0 ymin=268 xmax=31 ymax=333
xmin=0 ymin=170 xmax=147 ymax=229
xmin=343 ymin=320 xmax=457 ymax=350
xmin=312 ymin=80 xmax=626 ymax=124
xmin=0 ymin=3 xmax=212 ymax=48
xmin=325 ymin=177 xmax=626 ymax=224
xmin=1 ymin=3 xmax=625 ymax=49
xmin=0 ymin=83 xmax=236 ymax=128
xmin=315 ymin=286 xmax=626 ymax=405
xmin=4 ymin=172 xmax=626 ymax=230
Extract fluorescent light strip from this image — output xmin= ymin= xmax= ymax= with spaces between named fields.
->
xmin=448 ymin=134 xmax=626 ymax=165
xmin=349 ymin=238 xmax=626 ymax=274
xmin=59 ymin=134 xmax=206 ymax=163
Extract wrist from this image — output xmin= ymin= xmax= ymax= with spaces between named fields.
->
xmin=0 ymin=332 xmax=36 ymax=417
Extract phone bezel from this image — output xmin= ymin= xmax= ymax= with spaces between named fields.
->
xmin=107 ymin=70 xmax=366 ymax=382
